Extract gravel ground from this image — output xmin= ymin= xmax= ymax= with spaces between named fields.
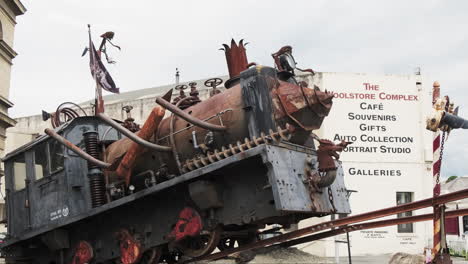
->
xmin=195 ymin=247 xmax=329 ymax=264
xmin=195 ymin=248 xmax=468 ymax=264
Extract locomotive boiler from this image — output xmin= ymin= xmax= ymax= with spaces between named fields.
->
xmin=1 ymin=40 xmax=351 ymax=264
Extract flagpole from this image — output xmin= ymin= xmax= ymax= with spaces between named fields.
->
xmin=88 ymin=24 xmax=104 ymax=115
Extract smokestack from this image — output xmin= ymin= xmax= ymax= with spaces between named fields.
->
xmin=175 ymin=68 xmax=180 ymax=85
xmin=221 ymin=39 xmax=249 ymax=79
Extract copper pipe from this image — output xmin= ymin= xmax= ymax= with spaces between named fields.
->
xmin=155 ymin=97 xmax=227 ymax=132
xmin=189 ymin=188 xmax=468 ymax=262
xmin=97 ymin=113 xmax=172 ymax=152
xmin=45 ymin=128 xmax=111 ymax=169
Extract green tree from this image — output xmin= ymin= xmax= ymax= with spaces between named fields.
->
xmin=446 ymin=175 xmax=458 ymax=183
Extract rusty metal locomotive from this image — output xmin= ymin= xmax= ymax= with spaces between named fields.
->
xmin=1 ymin=40 xmax=351 ymax=264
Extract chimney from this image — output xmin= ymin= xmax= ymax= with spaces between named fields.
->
xmin=221 ymin=39 xmax=249 ymax=79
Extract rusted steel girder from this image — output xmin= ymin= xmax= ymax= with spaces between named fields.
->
xmin=115 ymin=107 xmax=166 ymax=185
xmin=44 ymin=128 xmax=111 ymax=169
xmin=97 ymin=113 xmax=172 ymax=152
xmin=279 ymin=208 xmax=468 ymax=248
xmin=189 ymin=188 xmax=468 ymax=262
xmin=155 ymin=97 xmax=227 ymax=132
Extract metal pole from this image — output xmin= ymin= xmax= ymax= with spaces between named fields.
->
xmin=346 ymin=232 xmax=352 ymax=264
xmin=432 ymin=81 xmax=441 ymax=260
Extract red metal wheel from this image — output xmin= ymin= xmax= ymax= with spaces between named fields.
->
xmin=174 ymin=226 xmax=222 ymax=258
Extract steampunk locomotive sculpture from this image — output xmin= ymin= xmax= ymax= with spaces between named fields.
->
xmin=1 ymin=40 xmax=351 ymax=264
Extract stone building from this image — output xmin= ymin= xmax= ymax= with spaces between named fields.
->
xmin=0 ymin=0 xmax=25 ymax=174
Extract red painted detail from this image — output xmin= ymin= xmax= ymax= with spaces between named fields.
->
xmin=71 ymin=241 xmax=93 ymax=264
xmin=445 ymin=216 xmax=459 ymax=236
xmin=433 ymin=135 xmax=440 ymax=152
xmin=117 ymin=229 xmax=142 ymax=264
xmin=433 ymin=160 xmax=441 ymax=175
xmin=434 ymin=184 xmax=441 ymax=196
xmin=116 ymin=107 xmax=165 ymax=186
xmin=168 ymin=207 xmax=203 ymax=242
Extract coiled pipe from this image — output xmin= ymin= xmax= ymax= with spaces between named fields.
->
xmin=155 ymin=97 xmax=227 ymax=132
xmin=316 ymin=170 xmax=337 ymax=188
xmin=45 ymin=128 xmax=111 ymax=169
xmin=83 ymin=130 xmax=106 ymax=208
xmin=97 ymin=113 xmax=172 ymax=152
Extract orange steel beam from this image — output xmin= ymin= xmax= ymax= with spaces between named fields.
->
xmin=278 ymin=208 xmax=468 ymax=248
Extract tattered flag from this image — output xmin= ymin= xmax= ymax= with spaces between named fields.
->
xmin=88 ymin=34 xmax=119 ymax=94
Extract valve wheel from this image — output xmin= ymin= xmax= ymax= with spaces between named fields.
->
xmin=174 ymin=226 xmax=221 ymax=258
xmin=175 ymin=84 xmax=188 ymax=91
xmin=204 ymin=78 xmax=223 ymax=88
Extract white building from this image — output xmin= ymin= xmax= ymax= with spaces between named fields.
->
xmin=299 ymin=72 xmax=435 ymax=257
xmin=441 ymin=177 xmax=468 ymax=257
xmin=5 ymin=71 xmax=436 ymax=257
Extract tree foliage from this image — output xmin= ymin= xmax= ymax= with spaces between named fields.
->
xmin=446 ymin=175 xmax=458 ymax=183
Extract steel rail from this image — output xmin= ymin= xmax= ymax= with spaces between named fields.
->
xmin=155 ymin=97 xmax=227 ymax=132
xmin=278 ymin=208 xmax=468 ymax=248
xmin=97 ymin=113 xmax=172 ymax=152
xmin=45 ymin=128 xmax=111 ymax=169
xmin=188 ymin=188 xmax=468 ymax=262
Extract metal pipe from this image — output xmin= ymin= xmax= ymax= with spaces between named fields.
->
xmin=97 ymin=113 xmax=172 ymax=152
xmin=188 ymin=188 xmax=468 ymax=262
xmin=279 ymin=208 xmax=468 ymax=248
xmin=155 ymin=97 xmax=227 ymax=132
xmin=45 ymin=128 xmax=111 ymax=169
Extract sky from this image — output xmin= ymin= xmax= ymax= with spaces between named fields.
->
xmin=8 ymin=0 xmax=468 ymax=178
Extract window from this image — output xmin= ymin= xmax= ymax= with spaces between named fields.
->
xmin=397 ymin=192 xmax=414 ymax=233
xmin=49 ymin=140 xmax=64 ymax=173
xmin=13 ymin=155 xmax=26 ymax=191
xmin=34 ymin=142 xmax=48 ymax=180
xmin=462 ymin=216 xmax=468 ymax=233
xmin=33 ymin=140 xmax=64 ymax=181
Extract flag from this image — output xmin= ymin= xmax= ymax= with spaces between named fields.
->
xmin=89 ymin=35 xmax=119 ymax=94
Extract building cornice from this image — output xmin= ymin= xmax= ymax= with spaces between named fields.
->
xmin=6 ymin=0 xmax=25 ymax=16
xmin=0 ymin=4 xmax=15 ymax=25
xmin=0 ymin=40 xmax=17 ymax=64
xmin=0 ymin=95 xmax=13 ymax=109
xmin=0 ymin=111 xmax=16 ymax=128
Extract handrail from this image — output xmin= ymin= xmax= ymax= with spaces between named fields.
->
xmin=155 ymin=97 xmax=227 ymax=132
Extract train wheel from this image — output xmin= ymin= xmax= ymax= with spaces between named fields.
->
xmin=175 ymin=226 xmax=221 ymax=258
xmin=138 ymin=247 xmax=162 ymax=264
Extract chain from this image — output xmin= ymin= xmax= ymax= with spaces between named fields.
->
xmin=436 ymin=131 xmax=446 ymax=185
xmin=328 ymin=187 xmax=337 ymax=213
